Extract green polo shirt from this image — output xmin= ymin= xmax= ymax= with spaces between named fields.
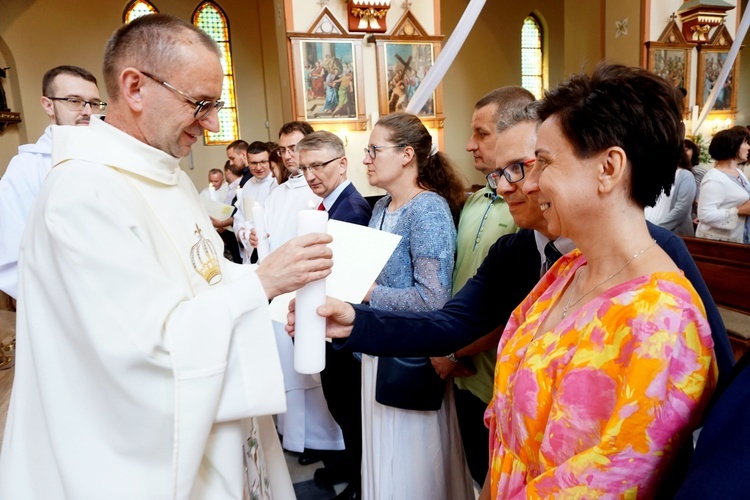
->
xmin=452 ymin=186 xmax=518 ymax=403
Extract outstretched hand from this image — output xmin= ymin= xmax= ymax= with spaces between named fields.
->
xmin=256 ymin=232 xmax=333 ymax=300
xmin=286 ymin=296 xmax=356 ymax=339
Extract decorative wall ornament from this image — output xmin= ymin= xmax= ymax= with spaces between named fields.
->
xmin=0 ymin=67 xmax=21 ymax=133
xmin=615 ymin=18 xmax=629 ymax=38
xmin=310 ymin=7 xmax=347 ymax=35
xmin=347 ymin=0 xmax=391 ymax=33
xmin=678 ymin=0 xmax=734 ymax=43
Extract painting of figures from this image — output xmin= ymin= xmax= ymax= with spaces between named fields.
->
xmin=699 ymin=51 xmax=734 ymax=111
xmin=301 ymin=41 xmax=357 ymax=120
xmin=382 ymin=42 xmax=435 ymax=117
xmin=653 ymin=48 xmax=687 ymax=89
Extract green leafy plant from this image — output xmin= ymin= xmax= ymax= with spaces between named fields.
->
xmin=689 ymin=133 xmax=712 ymax=165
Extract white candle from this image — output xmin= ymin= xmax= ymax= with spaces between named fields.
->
xmin=251 ymin=202 xmax=270 ymax=262
xmin=243 ymin=194 xmax=256 ymax=219
xmin=208 ymin=184 xmax=217 ymax=201
xmin=235 ymin=187 xmax=243 ymax=214
xmin=294 ymin=208 xmax=328 ymax=374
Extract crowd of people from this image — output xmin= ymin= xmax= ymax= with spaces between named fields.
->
xmin=1 ymin=11 xmax=749 ymax=500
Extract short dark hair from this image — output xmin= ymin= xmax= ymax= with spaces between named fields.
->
xmin=474 ymin=87 xmax=536 ymax=133
xmin=684 ymin=139 xmax=700 ymax=167
xmin=708 ymin=126 xmax=750 ymax=162
xmin=103 ymin=14 xmax=219 ymax=100
xmin=247 ymin=140 xmax=271 ymax=155
xmin=537 ymin=63 xmax=684 ymax=207
xmin=278 ymin=121 xmax=314 ymax=138
xmin=42 ymin=66 xmax=98 ymax=97
xmin=208 ymin=168 xmax=223 ymax=178
xmin=226 ymin=140 xmax=249 ymax=153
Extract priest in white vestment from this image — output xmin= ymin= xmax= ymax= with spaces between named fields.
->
xmin=0 ymin=15 xmax=334 ymax=500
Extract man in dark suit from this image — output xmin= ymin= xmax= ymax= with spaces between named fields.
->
xmin=297 ymin=131 xmax=371 ymax=500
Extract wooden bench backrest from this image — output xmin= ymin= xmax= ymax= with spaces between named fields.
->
xmin=682 ymin=237 xmax=750 ymax=313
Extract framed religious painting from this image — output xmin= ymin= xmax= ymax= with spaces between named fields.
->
xmin=375 ymin=40 xmax=444 ymax=128
xmin=289 ymin=37 xmax=367 ymax=130
xmin=646 ymin=42 xmax=692 ymax=102
xmin=696 ymin=46 xmax=738 ymax=117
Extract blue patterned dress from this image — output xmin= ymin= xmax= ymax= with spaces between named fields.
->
xmin=362 ymin=191 xmax=474 ymax=499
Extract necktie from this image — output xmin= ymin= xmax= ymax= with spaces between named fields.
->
xmin=317 ymin=202 xmax=325 ymax=211
xmin=543 ymin=241 xmax=563 ymax=273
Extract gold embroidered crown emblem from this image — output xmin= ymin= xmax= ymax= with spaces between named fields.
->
xmin=190 ymin=224 xmax=222 ymax=285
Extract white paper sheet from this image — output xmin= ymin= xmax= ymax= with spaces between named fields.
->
xmin=201 ymin=197 xmax=234 ymax=220
xmin=268 ymin=220 xmax=401 ymax=323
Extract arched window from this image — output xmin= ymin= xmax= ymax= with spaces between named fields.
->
xmin=193 ymin=1 xmax=239 ymax=145
xmin=521 ymin=15 xmax=543 ymax=99
xmin=123 ymin=0 xmax=158 ymax=24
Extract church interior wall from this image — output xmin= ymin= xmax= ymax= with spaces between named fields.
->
xmin=0 ymin=0 xmax=748 ymax=192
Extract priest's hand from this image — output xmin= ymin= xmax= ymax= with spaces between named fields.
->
xmin=286 ymin=296 xmax=355 ymax=339
xmin=256 ymin=233 xmax=332 ymax=300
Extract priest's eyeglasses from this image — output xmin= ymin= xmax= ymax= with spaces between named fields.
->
xmin=46 ymin=97 xmax=107 ymax=113
xmin=299 ymin=156 xmax=343 ymax=174
xmin=140 ymin=70 xmax=224 ymax=120
xmin=364 ymin=144 xmax=406 ymax=159
xmin=486 ymin=158 xmax=535 ymax=189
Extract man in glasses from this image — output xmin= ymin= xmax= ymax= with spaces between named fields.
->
xmin=0 ymin=14 xmax=333 ymax=499
xmin=211 ymin=139 xmax=252 ymax=262
xmin=430 ymin=87 xmax=534 ymax=485
xmin=249 ymin=121 xmax=346 ymax=469
xmin=233 ymin=141 xmax=277 ymax=263
xmin=0 ymin=65 xmax=103 ymax=299
xmin=288 ymin=103 xmax=734 ymax=490
xmin=297 ymin=131 xmax=371 ymax=499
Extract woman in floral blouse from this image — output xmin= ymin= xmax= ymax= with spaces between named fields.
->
xmin=481 ymin=64 xmax=717 ymax=499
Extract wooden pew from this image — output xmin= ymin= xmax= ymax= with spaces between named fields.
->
xmin=682 ymin=236 xmax=750 ymax=361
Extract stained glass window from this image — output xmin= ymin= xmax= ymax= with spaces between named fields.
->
xmin=521 ymin=15 xmax=543 ymax=99
xmin=193 ymin=1 xmax=239 ymax=145
xmin=123 ymin=0 xmax=158 ymax=24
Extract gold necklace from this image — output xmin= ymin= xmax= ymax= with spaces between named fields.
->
xmin=561 ymin=239 xmax=657 ymax=319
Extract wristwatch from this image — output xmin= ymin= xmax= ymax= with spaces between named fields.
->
xmin=446 ymin=353 xmax=459 ymax=363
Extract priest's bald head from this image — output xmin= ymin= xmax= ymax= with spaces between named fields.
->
xmin=102 ymin=14 xmax=224 ymax=158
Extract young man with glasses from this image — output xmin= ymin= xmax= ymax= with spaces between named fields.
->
xmin=0 ymin=15 xmax=334 ymax=498
xmin=0 ymin=65 xmax=103 ymax=299
xmin=233 ymin=141 xmax=277 ymax=263
xmin=250 ymin=121 xmax=346 ymax=468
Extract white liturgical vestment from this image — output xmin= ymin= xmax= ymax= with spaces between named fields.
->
xmin=0 ymin=126 xmax=53 ymax=299
xmin=0 ymin=118 xmax=293 ymax=499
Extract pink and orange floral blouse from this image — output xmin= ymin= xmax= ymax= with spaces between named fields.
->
xmin=486 ymin=250 xmax=717 ymax=499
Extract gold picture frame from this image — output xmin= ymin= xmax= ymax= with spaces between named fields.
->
xmin=289 ymin=37 xmax=367 ymax=130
